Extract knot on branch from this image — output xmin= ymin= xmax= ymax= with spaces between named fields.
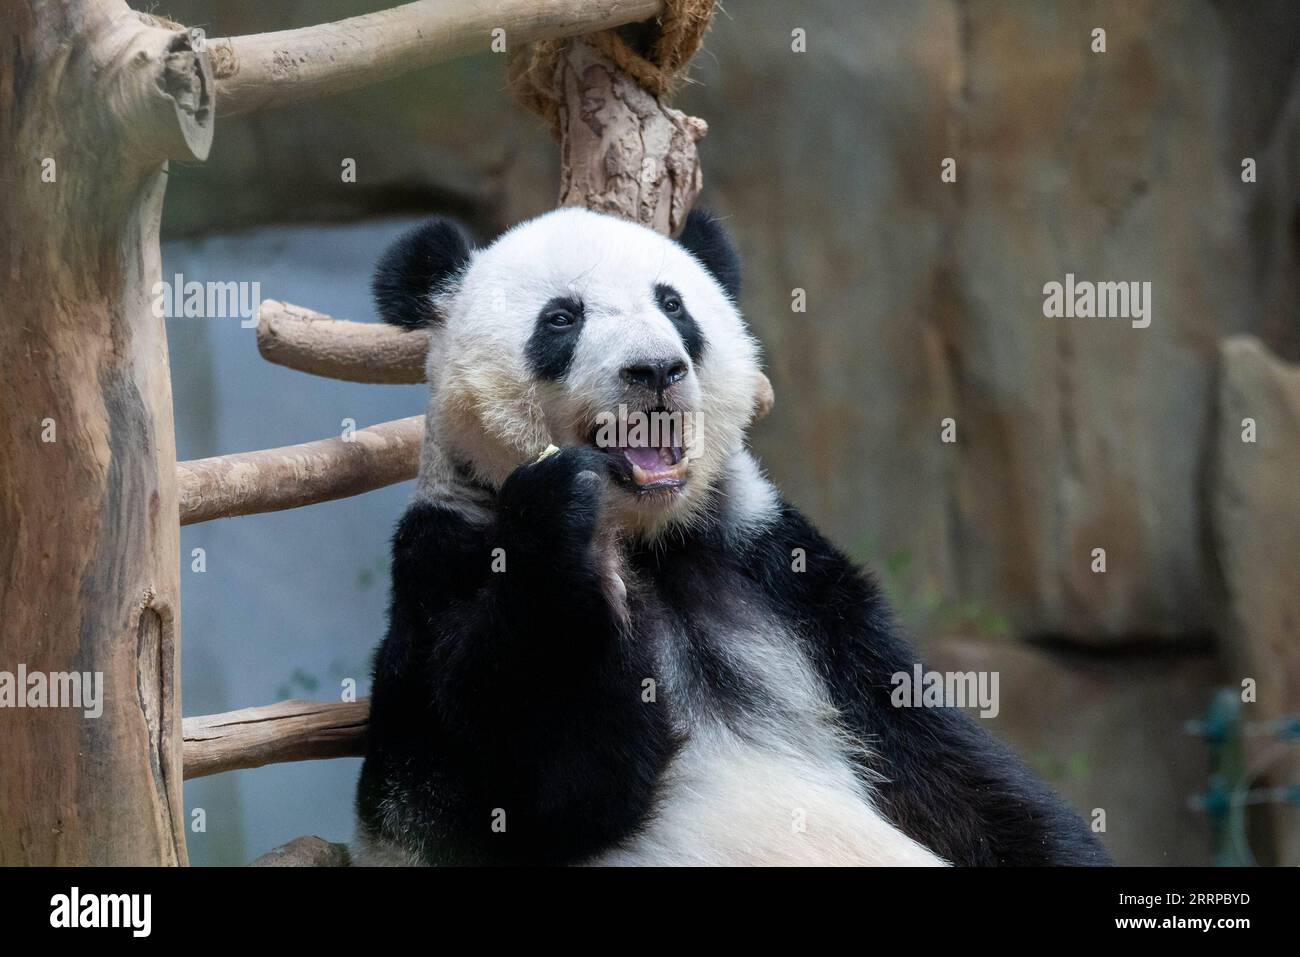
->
xmin=509 ymin=0 xmax=716 ymax=136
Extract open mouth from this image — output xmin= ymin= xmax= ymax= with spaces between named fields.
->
xmin=618 ymin=442 xmax=685 ymax=490
xmin=589 ymin=408 xmax=688 ymax=493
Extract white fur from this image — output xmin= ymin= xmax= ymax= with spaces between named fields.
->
xmin=416 ymin=208 xmax=763 ymax=540
xmin=714 ymin=450 xmax=782 ymax=542
xmin=591 ymin=728 xmax=946 ymax=866
xmin=598 ymin=483 xmax=948 ymax=868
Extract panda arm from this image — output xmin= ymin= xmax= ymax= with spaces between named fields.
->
xmin=384 ymin=448 xmax=621 ymax=668
xmin=369 ymin=448 xmax=672 ymax=863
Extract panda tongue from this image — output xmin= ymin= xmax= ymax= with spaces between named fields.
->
xmin=622 ymin=445 xmax=664 ymax=471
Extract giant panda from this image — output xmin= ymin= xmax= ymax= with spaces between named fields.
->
xmin=354 ymin=206 xmax=1110 ymax=867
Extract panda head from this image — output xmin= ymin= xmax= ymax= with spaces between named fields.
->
xmin=373 ymin=207 xmax=764 ymax=538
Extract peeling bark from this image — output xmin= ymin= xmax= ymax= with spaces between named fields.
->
xmin=554 ymin=37 xmax=706 ymax=236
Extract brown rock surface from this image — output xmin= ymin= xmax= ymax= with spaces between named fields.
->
xmin=1210 ymin=336 xmax=1300 ymax=865
xmin=929 ymin=637 xmax=1222 ymax=865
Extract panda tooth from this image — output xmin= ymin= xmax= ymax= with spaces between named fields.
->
xmin=631 ymin=463 xmax=650 ymax=485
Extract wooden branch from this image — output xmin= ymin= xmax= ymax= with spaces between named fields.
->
xmin=210 ymin=0 xmax=662 ymax=116
xmin=258 ymin=300 xmax=428 ymax=383
xmin=555 ymin=37 xmax=706 ymax=236
xmin=116 ymin=14 xmax=215 ymax=163
xmin=250 ymin=836 xmax=352 ymax=867
xmin=183 ymin=700 xmax=369 ymax=780
xmin=177 ymin=417 xmax=423 ymax=525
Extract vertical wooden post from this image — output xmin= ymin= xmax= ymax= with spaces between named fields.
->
xmin=0 ymin=0 xmax=211 ymax=865
xmin=553 ymin=37 xmax=706 ymax=235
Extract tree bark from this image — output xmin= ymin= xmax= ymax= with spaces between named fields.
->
xmin=554 ymin=37 xmax=707 ymax=236
xmin=0 ymin=0 xmax=211 ymax=865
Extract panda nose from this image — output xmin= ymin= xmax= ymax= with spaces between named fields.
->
xmin=621 ymin=360 xmax=688 ymax=394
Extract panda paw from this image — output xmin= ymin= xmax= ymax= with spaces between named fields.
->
xmin=498 ymin=446 xmax=610 ymax=550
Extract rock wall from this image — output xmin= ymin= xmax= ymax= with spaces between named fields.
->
xmin=672 ymin=0 xmax=1297 ymax=645
xmin=931 ymin=637 xmax=1223 ymax=866
xmin=1211 ymin=337 xmax=1300 ymax=864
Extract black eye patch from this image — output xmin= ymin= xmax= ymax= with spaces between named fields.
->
xmin=525 ymin=295 xmax=585 ymax=380
xmin=654 ymin=283 xmax=706 ymax=364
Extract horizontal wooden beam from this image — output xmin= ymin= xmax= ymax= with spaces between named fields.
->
xmin=177 ymin=417 xmax=423 ymax=525
xmin=209 ymin=0 xmax=663 ymax=116
xmin=257 ymin=300 xmax=428 ymax=383
xmin=182 ymin=699 xmax=369 ymax=779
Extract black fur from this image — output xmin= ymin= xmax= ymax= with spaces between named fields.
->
xmin=358 ymin=448 xmax=676 ymax=865
xmin=524 ymin=296 xmax=586 ymax=381
xmin=675 ymin=208 xmax=741 ymax=300
xmin=371 ymin=218 xmax=473 ymax=329
xmin=654 ymin=283 xmax=707 ymax=364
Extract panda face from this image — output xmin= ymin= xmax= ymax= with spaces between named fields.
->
xmin=376 ymin=208 xmax=762 ymax=537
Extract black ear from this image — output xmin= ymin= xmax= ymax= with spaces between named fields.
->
xmin=676 ymin=208 xmax=741 ymax=301
xmin=372 ymin=218 xmax=473 ymax=329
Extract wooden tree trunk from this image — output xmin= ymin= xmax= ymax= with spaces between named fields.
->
xmin=0 ymin=0 xmax=211 ymax=865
